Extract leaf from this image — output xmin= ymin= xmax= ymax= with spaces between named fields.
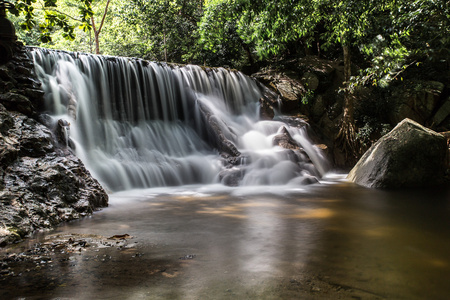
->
xmin=44 ymin=0 xmax=57 ymax=7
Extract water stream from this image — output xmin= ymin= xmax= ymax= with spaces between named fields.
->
xmin=29 ymin=48 xmax=328 ymax=191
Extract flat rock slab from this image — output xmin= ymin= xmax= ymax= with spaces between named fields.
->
xmin=348 ymin=118 xmax=448 ymax=189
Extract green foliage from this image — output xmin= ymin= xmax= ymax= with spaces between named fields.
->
xmin=113 ymin=0 xmax=204 ymax=62
xmin=9 ymin=0 xmax=93 ymax=44
xmin=6 ymin=0 xmax=448 ymax=81
xmin=198 ymin=0 xmax=251 ymax=66
xmin=301 ymin=89 xmax=314 ymax=105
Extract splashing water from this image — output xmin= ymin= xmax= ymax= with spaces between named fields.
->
xmin=29 ymin=48 xmax=329 ymax=191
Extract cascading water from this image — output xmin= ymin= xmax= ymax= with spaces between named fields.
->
xmin=29 ymin=48 xmax=329 ymax=192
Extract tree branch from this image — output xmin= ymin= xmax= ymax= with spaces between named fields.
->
xmin=97 ymin=0 xmax=111 ymax=34
xmin=91 ymin=15 xmax=97 ymax=33
xmin=44 ymin=7 xmax=83 ymax=23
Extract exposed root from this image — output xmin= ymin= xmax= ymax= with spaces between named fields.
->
xmin=335 ymin=119 xmax=360 ymax=162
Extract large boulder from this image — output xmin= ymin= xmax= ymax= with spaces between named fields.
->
xmin=348 ymin=118 xmax=448 ymax=188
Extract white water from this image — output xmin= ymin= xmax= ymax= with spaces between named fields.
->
xmin=29 ymin=48 xmax=329 ymax=191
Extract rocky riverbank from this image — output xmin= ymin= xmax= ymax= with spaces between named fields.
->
xmin=252 ymin=55 xmax=450 ymax=171
xmin=0 ymin=43 xmax=108 ymax=247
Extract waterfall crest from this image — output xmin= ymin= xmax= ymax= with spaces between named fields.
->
xmin=29 ymin=48 xmax=328 ymax=191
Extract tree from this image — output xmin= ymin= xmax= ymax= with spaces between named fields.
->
xmin=8 ymin=0 xmax=94 ymax=43
xmin=89 ymin=0 xmax=111 ymax=54
xmin=122 ymin=0 xmax=204 ymax=63
xmin=199 ymin=0 xmax=252 ymax=67
xmin=8 ymin=0 xmax=114 ymax=54
xmin=199 ymin=0 xmax=449 ymax=158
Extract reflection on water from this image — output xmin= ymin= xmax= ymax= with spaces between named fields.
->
xmin=1 ymin=181 xmax=450 ymax=299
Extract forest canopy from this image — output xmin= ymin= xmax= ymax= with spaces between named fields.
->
xmin=7 ymin=0 xmax=448 ymax=76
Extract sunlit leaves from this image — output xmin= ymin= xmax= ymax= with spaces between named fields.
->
xmin=10 ymin=0 xmax=94 ymax=43
xmin=44 ymin=0 xmax=57 ymax=7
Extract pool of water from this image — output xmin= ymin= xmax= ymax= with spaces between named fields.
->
xmin=1 ymin=177 xmax=450 ymax=299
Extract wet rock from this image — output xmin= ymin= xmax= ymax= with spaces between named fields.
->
xmin=0 ymin=42 xmax=109 ymax=246
xmin=9 ymin=113 xmax=55 ymax=157
xmin=1 ymin=154 xmax=108 ymax=245
xmin=0 ymin=92 xmax=35 ymax=117
xmin=219 ymin=168 xmax=245 ymax=186
xmin=273 ymin=127 xmax=300 ymax=150
xmin=259 ymin=97 xmax=275 ymax=120
xmin=275 ymin=79 xmax=304 ymax=111
xmin=0 ymin=104 xmax=14 ymax=134
xmin=197 ymin=101 xmax=241 ymax=157
xmin=272 ymin=126 xmax=313 ymax=163
xmin=0 ymin=67 xmax=15 ymax=83
xmin=348 ymin=118 xmax=448 ymax=188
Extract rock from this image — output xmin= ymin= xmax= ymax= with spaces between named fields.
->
xmin=311 ymin=95 xmax=326 ymax=121
xmin=297 ymin=56 xmax=336 ymax=77
xmin=301 ymin=72 xmax=319 ymax=90
xmin=348 ymin=118 xmax=448 ymax=188
xmin=8 ymin=113 xmax=55 ymax=157
xmin=389 ymin=80 xmax=445 ymax=125
xmin=0 ymin=42 xmax=109 ymax=246
xmin=0 ymin=67 xmax=15 ymax=83
xmin=0 ymin=104 xmax=14 ymax=134
xmin=259 ymin=97 xmax=275 ymax=120
xmin=433 ymin=97 xmax=450 ymax=127
xmin=276 ymin=80 xmax=300 ymax=101
xmin=272 ymin=126 xmax=314 ymax=166
xmin=273 ymin=126 xmax=301 ymax=150
xmin=1 ymin=152 xmax=108 ymax=246
xmin=0 ymin=92 xmax=35 ymax=117
xmin=275 ymin=79 xmax=305 ymax=111
xmin=196 ymin=101 xmax=241 ymax=157
xmin=219 ymin=168 xmax=245 ymax=186
xmin=0 ymin=136 xmax=19 ymax=165
xmin=288 ymin=175 xmax=320 ymax=185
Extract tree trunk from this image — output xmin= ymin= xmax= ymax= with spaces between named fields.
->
xmin=94 ymin=31 xmax=100 ymax=55
xmin=342 ymin=43 xmax=353 ymax=124
xmin=91 ymin=16 xmax=100 ymax=55
xmin=163 ymin=27 xmax=167 ymax=62
xmin=242 ymin=43 xmax=254 ymax=67
xmin=89 ymin=0 xmax=111 ymax=55
xmin=335 ymin=42 xmax=359 ymax=161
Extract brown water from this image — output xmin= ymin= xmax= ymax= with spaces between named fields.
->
xmin=1 ymin=178 xmax=450 ymax=299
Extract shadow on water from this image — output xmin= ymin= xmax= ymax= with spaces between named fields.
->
xmin=1 ymin=182 xmax=450 ymax=299
xmin=301 ymin=184 xmax=450 ymax=299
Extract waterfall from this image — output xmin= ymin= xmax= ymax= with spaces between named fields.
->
xmin=29 ymin=48 xmax=329 ymax=191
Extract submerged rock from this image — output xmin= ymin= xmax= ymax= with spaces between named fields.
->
xmin=348 ymin=118 xmax=448 ymax=189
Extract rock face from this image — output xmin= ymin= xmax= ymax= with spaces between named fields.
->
xmin=0 ymin=43 xmax=108 ymax=246
xmin=389 ymin=80 xmax=446 ymax=125
xmin=252 ymin=56 xmax=339 ymax=114
xmin=348 ymin=118 xmax=448 ymax=189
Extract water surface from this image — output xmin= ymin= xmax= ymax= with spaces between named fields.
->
xmin=2 ymin=179 xmax=450 ymax=299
